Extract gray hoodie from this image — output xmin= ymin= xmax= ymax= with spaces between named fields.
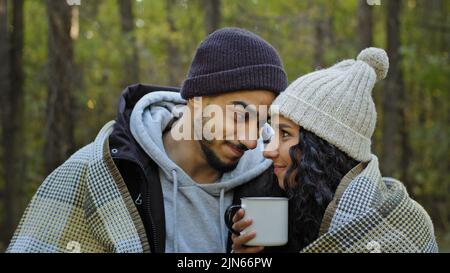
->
xmin=130 ymin=91 xmax=272 ymax=253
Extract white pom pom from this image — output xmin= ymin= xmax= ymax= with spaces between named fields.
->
xmin=357 ymin=47 xmax=389 ymax=81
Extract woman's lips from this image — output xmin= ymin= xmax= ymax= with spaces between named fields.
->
xmin=274 ymin=165 xmax=286 ymax=175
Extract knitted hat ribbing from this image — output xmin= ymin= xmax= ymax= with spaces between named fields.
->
xmin=180 ymin=27 xmax=288 ymax=99
xmin=271 ymin=47 xmax=389 ymax=162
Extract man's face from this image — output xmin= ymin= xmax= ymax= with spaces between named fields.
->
xmin=191 ymin=90 xmax=276 ymax=173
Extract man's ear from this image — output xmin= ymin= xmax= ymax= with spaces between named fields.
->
xmin=187 ymin=96 xmax=209 ymax=107
xmin=187 ymin=98 xmax=194 ymax=108
xmin=187 ymin=97 xmax=206 ymax=120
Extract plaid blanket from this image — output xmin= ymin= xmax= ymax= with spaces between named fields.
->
xmin=302 ymin=155 xmax=439 ymax=253
xmin=7 ymin=121 xmax=150 ymax=253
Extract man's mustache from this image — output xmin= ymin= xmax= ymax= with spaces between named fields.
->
xmin=224 ymin=141 xmax=249 ymax=153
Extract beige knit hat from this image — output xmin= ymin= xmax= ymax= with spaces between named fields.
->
xmin=271 ymin=47 xmax=389 ymax=162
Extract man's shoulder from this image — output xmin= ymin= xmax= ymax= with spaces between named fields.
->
xmin=67 ymin=121 xmax=116 ymax=166
xmin=67 ymin=143 xmax=94 ymax=164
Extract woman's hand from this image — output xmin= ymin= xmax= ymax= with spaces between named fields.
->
xmin=231 ymin=209 xmax=264 ymax=253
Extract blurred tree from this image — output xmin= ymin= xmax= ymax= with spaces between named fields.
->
xmin=44 ymin=0 xmax=76 ymax=175
xmin=313 ymin=3 xmax=325 ymax=69
xmin=0 ymin=1 xmax=8 ymax=118
xmin=165 ymin=0 xmax=182 ymax=86
xmin=203 ymin=0 xmax=221 ymax=34
xmin=118 ymin=0 xmax=139 ymax=85
xmin=0 ymin=0 xmax=10 ymax=243
xmin=0 ymin=0 xmax=7 ymax=90
xmin=357 ymin=0 xmax=373 ymax=49
xmin=311 ymin=0 xmax=334 ymax=69
xmin=0 ymin=0 xmax=25 ymax=244
xmin=382 ymin=0 xmax=408 ymax=183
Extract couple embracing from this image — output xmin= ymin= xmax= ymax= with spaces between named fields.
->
xmin=7 ymin=28 xmax=438 ymax=253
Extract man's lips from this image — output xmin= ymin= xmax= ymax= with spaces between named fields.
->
xmin=227 ymin=144 xmax=244 ymax=157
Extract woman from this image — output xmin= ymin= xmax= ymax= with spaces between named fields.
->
xmin=231 ymin=48 xmax=438 ymax=253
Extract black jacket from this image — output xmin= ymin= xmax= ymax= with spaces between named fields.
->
xmin=108 ymin=84 xmax=286 ymax=253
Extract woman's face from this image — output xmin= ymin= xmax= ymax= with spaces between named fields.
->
xmin=263 ymin=114 xmax=300 ymax=190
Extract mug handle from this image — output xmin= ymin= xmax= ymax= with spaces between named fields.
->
xmin=224 ymin=204 xmax=242 ymax=236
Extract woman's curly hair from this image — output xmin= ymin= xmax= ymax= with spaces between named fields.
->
xmin=283 ymin=128 xmax=359 ymax=251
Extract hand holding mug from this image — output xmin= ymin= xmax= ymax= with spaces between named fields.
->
xmin=225 ymin=197 xmax=288 ymax=253
xmin=230 ymin=208 xmax=264 ymax=253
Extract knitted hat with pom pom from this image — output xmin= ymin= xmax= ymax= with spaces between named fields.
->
xmin=271 ymin=47 xmax=389 ymax=162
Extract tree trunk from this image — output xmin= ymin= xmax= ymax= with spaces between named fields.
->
xmin=395 ymin=3 xmax=410 ymax=188
xmin=312 ymin=2 xmax=331 ymax=69
xmin=0 ymin=1 xmax=8 ymax=106
xmin=382 ymin=0 xmax=408 ymax=183
xmin=1 ymin=0 xmax=25 ymax=243
xmin=203 ymin=0 xmax=221 ymax=34
xmin=358 ymin=0 xmax=373 ymax=49
xmin=118 ymin=0 xmax=139 ymax=85
xmin=0 ymin=0 xmax=11 ymax=243
xmin=44 ymin=0 xmax=75 ymax=175
xmin=313 ymin=18 xmax=325 ymax=69
xmin=165 ymin=0 xmax=181 ymax=86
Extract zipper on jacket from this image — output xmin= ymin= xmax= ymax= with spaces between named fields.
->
xmin=131 ymin=158 xmax=161 ymax=253
xmin=145 ymin=183 xmax=161 ymax=252
xmin=113 ymin=155 xmax=159 ymax=252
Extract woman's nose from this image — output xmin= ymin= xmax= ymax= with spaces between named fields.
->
xmin=263 ymin=137 xmax=279 ymax=159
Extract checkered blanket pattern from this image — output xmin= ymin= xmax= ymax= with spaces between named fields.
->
xmin=7 ymin=121 xmax=150 ymax=253
xmin=302 ymin=155 xmax=439 ymax=253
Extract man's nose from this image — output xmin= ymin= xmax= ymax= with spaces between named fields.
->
xmin=235 ymin=123 xmax=259 ymax=150
xmin=238 ymin=139 xmax=258 ymax=150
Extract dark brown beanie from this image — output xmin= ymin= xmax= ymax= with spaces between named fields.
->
xmin=180 ymin=27 xmax=288 ymax=99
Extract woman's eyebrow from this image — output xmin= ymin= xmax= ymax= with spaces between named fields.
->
xmin=278 ymin=124 xmax=292 ymax=130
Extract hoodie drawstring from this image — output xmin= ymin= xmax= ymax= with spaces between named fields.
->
xmin=172 ymin=169 xmax=178 ymax=252
xmin=219 ymin=188 xmax=226 ymax=251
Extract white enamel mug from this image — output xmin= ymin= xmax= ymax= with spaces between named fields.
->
xmin=225 ymin=197 xmax=288 ymax=246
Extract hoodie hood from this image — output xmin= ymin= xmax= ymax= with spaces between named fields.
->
xmin=109 ymin=83 xmax=180 ymax=168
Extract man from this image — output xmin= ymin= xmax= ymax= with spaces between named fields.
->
xmin=7 ymin=28 xmax=288 ymax=253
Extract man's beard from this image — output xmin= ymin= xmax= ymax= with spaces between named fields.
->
xmin=199 ymin=140 xmax=240 ymax=173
